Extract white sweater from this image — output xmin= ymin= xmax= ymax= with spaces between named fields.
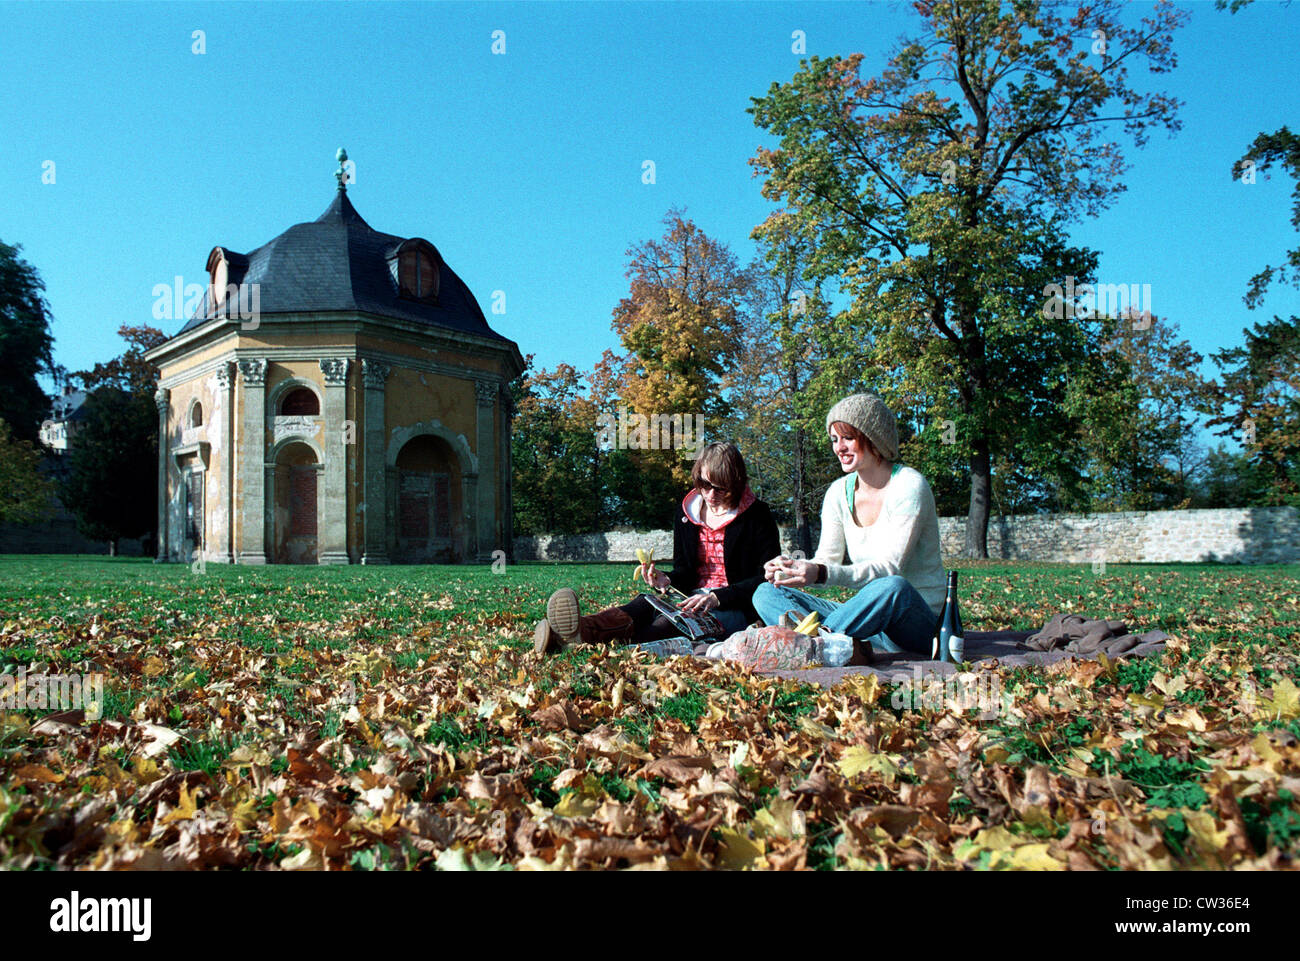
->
xmin=812 ymin=465 xmax=946 ymax=615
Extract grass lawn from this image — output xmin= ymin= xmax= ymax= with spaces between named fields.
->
xmin=0 ymin=554 xmax=1297 ymax=870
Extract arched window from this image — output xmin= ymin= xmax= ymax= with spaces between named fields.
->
xmin=190 ymin=402 xmax=203 ymax=427
xmin=281 ymin=388 xmax=319 ymax=416
xmin=396 ymin=240 xmax=439 ymax=301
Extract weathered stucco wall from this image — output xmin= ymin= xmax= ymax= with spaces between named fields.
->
xmin=514 ymin=507 xmax=1300 ymax=565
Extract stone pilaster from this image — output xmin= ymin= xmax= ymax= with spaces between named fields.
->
xmin=237 ymin=358 xmax=268 ymax=564
xmin=154 ymin=387 xmax=170 ymax=562
xmin=474 ymin=381 xmax=497 ymax=561
xmin=360 ymin=360 xmax=391 ymax=565
xmin=318 ymin=358 xmax=351 ymax=564
xmin=215 ymin=362 xmax=236 ymax=563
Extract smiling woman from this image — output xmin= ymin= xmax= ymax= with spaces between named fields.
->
xmin=754 ymin=393 xmax=946 ymax=656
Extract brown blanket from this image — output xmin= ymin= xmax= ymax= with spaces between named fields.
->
xmin=759 ymin=613 xmax=1168 ymax=686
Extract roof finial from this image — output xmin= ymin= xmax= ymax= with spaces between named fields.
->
xmin=335 ymin=148 xmax=349 ymax=192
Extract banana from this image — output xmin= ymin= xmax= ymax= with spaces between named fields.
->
xmin=632 ymin=547 xmax=655 ymax=582
xmin=793 ymin=611 xmax=821 ymax=635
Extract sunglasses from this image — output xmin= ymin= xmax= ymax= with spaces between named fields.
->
xmin=697 ymin=479 xmax=729 ymax=494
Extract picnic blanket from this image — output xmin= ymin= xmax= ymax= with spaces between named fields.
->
xmin=729 ymin=613 xmax=1170 ymax=686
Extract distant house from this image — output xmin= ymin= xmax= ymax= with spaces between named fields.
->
xmin=143 ymin=161 xmax=523 ymax=565
xmin=38 ymin=386 xmax=88 ymax=453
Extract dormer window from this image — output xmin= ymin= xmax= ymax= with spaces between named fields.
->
xmin=394 ymin=239 xmax=440 ymax=302
xmin=207 ymin=248 xmax=230 ymax=313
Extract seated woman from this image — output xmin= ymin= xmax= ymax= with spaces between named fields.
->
xmin=753 ymin=393 xmax=946 ymax=655
xmin=534 ymin=441 xmax=781 ymax=655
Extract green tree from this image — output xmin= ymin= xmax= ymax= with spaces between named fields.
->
xmin=1206 ymin=316 xmax=1300 ymax=505
xmin=723 ymin=210 xmax=838 ymax=552
xmin=1202 ymin=126 xmax=1300 ymax=505
xmin=59 ymin=387 xmax=157 ymax=554
xmin=510 ymin=359 xmax=608 ymax=536
xmin=1191 ymin=443 xmax=1274 ymax=508
xmin=1069 ymin=312 xmax=1214 ymax=510
xmin=748 ymin=0 xmax=1186 ymax=554
xmin=0 ymin=241 xmax=56 ymax=443
xmin=0 ymin=417 xmax=55 ymax=525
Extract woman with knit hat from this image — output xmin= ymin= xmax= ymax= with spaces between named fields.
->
xmin=752 ymin=393 xmax=946 ymax=656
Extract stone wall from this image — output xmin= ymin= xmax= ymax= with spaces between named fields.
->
xmin=0 ymin=502 xmax=150 ymax=557
xmin=514 ymin=506 xmax=1300 ymax=565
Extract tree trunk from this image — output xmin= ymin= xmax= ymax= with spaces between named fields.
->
xmin=109 ymin=539 xmax=118 ymax=557
xmin=966 ymin=436 xmax=991 ymax=559
xmin=792 ymin=425 xmax=813 ymax=556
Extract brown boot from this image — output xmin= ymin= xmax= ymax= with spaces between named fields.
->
xmin=535 ymin=589 xmax=635 ymax=655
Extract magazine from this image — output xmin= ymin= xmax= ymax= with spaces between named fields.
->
xmin=640 ymin=592 xmax=728 ymax=642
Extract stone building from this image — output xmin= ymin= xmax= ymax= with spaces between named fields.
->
xmin=144 ymin=159 xmax=523 ymax=564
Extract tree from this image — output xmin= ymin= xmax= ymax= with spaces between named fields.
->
xmin=0 ymin=417 xmax=55 ymax=525
xmin=1201 ymin=126 xmax=1300 ymax=505
xmin=749 ymin=0 xmax=1186 ymax=554
xmin=510 ymin=358 xmax=608 ymax=536
xmin=603 ymin=209 xmax=757 ymax=490
xmin=59 ymin=387 xmax=157 ymax=554
xmin=1206 ymin=316 xmax=1300 ymax=505
xmin=73 ymin=324 xmax=168 ymax=395
xmin=1069 ymin=311 xmax=1214 ymax=510
xmin=1191 ymin=443 xmax=1273 ymax=508
xmin=0 ymin=241 xmax=56 ymax=443
xmin=722 ymin=214 xmax=832 ymax=551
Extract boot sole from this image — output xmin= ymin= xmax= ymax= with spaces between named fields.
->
xmin=546 ymin=589 xmax=581 ymax=642
xmin=533 ymin=619 xmax=560 ymax=655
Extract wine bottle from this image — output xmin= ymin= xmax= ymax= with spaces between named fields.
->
xmin=939 ymin=570 xmax=964 ymax=664
xmin=931 ymin=585 xmax=951 ymax=662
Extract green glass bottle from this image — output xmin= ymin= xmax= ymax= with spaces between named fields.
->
xmin=938 ymin=570 xmax=964 ymax=664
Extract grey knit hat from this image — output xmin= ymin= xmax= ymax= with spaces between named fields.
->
xmin=825 ymin=393 xmax=899 ymax=462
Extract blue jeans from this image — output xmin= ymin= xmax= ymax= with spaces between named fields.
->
xmin=752 ymin=575 xmax=937 ymax=655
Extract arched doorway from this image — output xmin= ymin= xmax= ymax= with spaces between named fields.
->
xmin=393 ymin=435 xmax=462 ymax=563
xmin=272 ymin=441 xmax=319 ymax=563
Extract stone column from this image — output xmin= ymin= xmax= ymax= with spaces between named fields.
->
xmin=154 ymin=387 xmax=170 ymax=562
xmin=215 ymin=362 xmax=236 ymax=563
xmin=475 ymin=380 xmax=497 ymax=562
xmin=501 ymin=386 xmax=514 ymax=561
xmin=237 ymin=358 xmax=268 ymax=564
xmin=319 ymin=358 xmax=351 ymax=564
xmin=360 ymin=360 xmax=391 ymax=565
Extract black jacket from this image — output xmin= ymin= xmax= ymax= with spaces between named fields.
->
xmin=668 ymin=495 xmax=781 ymax=622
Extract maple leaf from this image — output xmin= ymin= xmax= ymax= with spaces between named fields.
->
xmin=837 ymin=746 xmax=901 ymax=786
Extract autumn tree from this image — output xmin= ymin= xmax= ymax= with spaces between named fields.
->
xmin=749 ymin=0 xmax=1187 ymax=555
xmin=73 ymin=324 xmax=168 ymax=395
xmin=603 ymin=209 xmax=757 ymax=495
xmin=0 ymin=241 xmax=56 ymax=443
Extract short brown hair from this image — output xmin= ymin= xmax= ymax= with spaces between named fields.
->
xmin=691 ymin=442 xmax=747 ymax=509
xmin=829 ymin=421 xmax=882 ymax=461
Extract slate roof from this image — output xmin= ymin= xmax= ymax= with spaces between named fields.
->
xmin=174 ymin=190 xmax=511 ymax=345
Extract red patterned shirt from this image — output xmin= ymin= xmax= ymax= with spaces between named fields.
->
xmin=697 ymin=524 xmax=728 ymax=590
xmin=683 ymin=487 xmax=756 ymax=592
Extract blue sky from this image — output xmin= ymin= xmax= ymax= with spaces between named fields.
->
xmin=3 ymin=0 xmax=1298 ymax=437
